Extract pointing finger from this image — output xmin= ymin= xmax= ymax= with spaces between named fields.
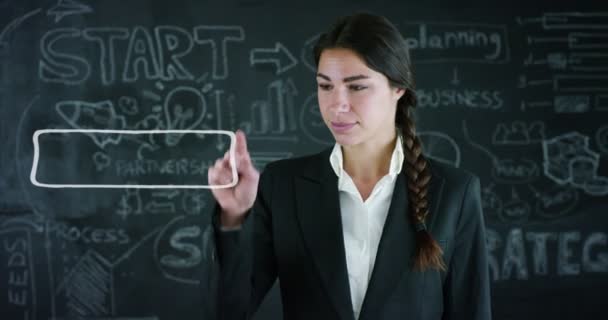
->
xmin=235 ymin=130 xmax=249 ymax=157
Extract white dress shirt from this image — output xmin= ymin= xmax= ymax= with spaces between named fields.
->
xmin=329 ymin=136 xmax=404 ymax=320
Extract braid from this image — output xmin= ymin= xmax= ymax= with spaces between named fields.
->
xmin=399 ymin=98 xmax=447 ymax=272
xmin=310 ymin=11 xmax=446 ymax=272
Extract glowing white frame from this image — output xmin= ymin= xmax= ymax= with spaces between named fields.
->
xmin=31 ymin=129 xmax=238 ymax=189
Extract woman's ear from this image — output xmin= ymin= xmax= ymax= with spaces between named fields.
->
xmin=393 ymin=87 xmax=406 ymax=101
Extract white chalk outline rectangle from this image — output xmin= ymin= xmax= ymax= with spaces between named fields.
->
xmin=569 ymin=53 xmax=608 ymax=72
xmin=402 ymin=22 xmax=510 ymax=64
xmin=569 ymin=33 xmax=608 ymax=49
xmin=553 ymin=75 xmax=608 ymax=92
xmin=31 ymin=129 xmax=238 ymax=189
xmin=543 ymin=12 xmax=608 ymax=30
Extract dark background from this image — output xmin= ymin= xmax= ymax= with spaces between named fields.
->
xmin=1 ymin=0 xmax=607 ymax=319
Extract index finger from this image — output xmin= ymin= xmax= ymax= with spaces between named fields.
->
xmin=235 ymin=129 xmax=249 ymax=156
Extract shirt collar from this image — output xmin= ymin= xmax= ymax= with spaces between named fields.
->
xmin=329 ymin=134 xmax=404 ymax=184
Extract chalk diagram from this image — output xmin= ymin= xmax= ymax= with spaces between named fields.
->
xmin=0 ymin=213 xmax=167 ymax=320
xmin=542 ymin=131 xmax=608 ymax=196
xmin=461 ymin=120 xmax=598 ymax=224
xmin=518 ymin=12 xmax=608 ymax=113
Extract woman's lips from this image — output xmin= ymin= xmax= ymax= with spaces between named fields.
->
xmin=331 ymin=121 xmax=356 ymax=133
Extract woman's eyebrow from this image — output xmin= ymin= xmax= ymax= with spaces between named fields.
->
xmin=316 ymin=73 xmax=370 ymax=82
xmin=343 ymin=75 xmax=369 ymax=82
xmin=316 ymin=73 xmax=331 ymax=81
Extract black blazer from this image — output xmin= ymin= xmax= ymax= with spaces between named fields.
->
xmin=213 ymin=148 xmax=492 ymax=320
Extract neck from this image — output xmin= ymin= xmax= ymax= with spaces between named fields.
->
xmin=342 ymin=131 xmax=398 ymax=181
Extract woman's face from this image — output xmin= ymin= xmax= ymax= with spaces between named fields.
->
xmin=316 ymin=48 xmax=403 ymax=148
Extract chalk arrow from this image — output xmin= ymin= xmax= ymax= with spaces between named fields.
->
xmin=451 ymin=67 xmax=460 ymax=86
xmin=48 ymin=0 xmax=93 ymax=23
xmin=250 ymin=42 xmax=298 ymax=75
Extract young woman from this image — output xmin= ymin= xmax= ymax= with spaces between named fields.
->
xmin=208 ymin=12 xmax=492 ymax=320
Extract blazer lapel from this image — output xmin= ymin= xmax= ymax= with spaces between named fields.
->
xmin=358 ymin=163 xmax=445 ymax=319
xmin=357 ymin=171 xmax=411 ymax=319
xmin=295 ymin=150 xmax=355 ymax=320
xmin=294 ymin=150 xmax=445 ymax=320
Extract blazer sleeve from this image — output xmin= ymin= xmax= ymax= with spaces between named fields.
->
xmin=212 ymin=167 xmax=278 ymax=320
xmin=442 ymin=175 xmax=492 ymax=320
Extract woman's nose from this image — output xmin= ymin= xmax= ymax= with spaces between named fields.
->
xmin=329 ymin=89 xmax=350 ymax=113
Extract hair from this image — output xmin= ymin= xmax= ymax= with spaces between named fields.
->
xmin=313 ymin=12 xmax=446 ymax=272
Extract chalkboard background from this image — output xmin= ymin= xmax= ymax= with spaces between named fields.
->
xmin=1 ymin=0 xmax=607 ymax=319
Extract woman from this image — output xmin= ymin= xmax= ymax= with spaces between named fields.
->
xmin=208 ymin=12 xmax=491 ymax=320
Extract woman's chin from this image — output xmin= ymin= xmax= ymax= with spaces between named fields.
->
xmin=332 ymin=133 xmax=359 ymax=146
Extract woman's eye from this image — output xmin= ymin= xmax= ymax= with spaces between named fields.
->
xmin=318 ymin=84 xmax=332 ymax=90
xmin=349 ymin=85 xmax=366 ymax=91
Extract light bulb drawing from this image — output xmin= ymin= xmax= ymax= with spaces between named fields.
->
xmin=163 ymin=86 xmax=207 ymax=146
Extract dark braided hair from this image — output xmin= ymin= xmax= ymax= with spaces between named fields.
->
xmin=313 ymin=12 xmax=446 ymax=272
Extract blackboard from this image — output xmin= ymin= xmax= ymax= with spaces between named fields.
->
xmin=1 ymin=0 xmax=607 ymax=319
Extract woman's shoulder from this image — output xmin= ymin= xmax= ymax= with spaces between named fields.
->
xmin=426 ymin=158 xmax=481 ymax=187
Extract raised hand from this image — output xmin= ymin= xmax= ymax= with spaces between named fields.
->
xmin=207 ymin=130 xmax=260 ymax=228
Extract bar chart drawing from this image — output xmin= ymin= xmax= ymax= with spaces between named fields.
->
xmin=520 ymin=12 xmax=608 ymax=114
xmin=244 ymin=79 xmax=299 ymax=141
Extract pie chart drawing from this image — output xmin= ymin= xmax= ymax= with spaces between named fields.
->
xmin=299 ymin=93 xmax=333 ymax=146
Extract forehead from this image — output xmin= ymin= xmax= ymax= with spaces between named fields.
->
xmin=317 ymin=48 xmax=380 ymax=79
